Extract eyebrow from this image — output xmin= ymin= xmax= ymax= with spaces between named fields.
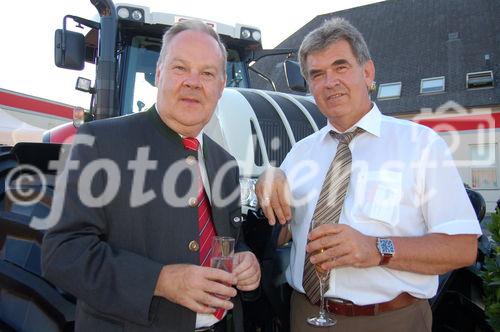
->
xmin=170 ymin=57 xmax=219 ymax=71
xmin=331 ymin=59 xmax=350 ymax=66
xmin=308 ymin=58 xmax=351 ymax=77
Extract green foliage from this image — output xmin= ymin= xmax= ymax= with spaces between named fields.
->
xmin=482 ymin=209 xmax=500 ymax=331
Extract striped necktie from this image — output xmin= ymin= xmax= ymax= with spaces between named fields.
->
xmin=302 ymin=127 xmax=363 ymax=304
xmin=182 ymin=137 xmax=224 ymax=319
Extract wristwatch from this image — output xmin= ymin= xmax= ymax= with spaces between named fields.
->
xmin=376 ymin=238 xmax=395 ymax=265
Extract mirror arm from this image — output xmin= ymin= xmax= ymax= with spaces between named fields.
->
xmin=61 ymin=15 xmax=101 ymax=52
xmin=250 ymin=48 xmax=297 ymax=64
xmin=249 ymin=66 xmax=277 ymax=92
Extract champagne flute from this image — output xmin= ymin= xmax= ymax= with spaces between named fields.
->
xmin=210 ymin=236 xmax=235 ymax=282
xmin=210 ymin=236 xmax=235 ymax=316
xmin=307 ymin=220 xmax=336 ymax=327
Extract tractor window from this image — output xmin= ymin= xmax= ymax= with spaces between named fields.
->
xmin=121 ymin=37 xmax=160 ymax=115
xmin=121 ymin=36 xmax=250 ymax=115
xmin=226 ymin=49 xmax=249 ymax=88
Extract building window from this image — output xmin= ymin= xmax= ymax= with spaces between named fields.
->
xmin=420 ymin=76 xmax=445 ymax=94
xmin=377 ymin=82 xmax=401 ymax=99
xmin=466 ymin=71 xmax=494 ymax=89
xmin=470 ymin=144 xmax=498 ymax=189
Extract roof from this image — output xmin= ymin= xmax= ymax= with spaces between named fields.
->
xmin=250 ymin=0 xmax=500 ymax=115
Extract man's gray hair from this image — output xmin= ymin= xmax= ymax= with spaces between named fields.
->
xmin=298 ymin=17 xmax=371 ymax=79
xmin=157 ymin=19 xmax=227 ymax=76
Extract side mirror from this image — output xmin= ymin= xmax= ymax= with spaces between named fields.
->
xmin=54 ymin=29 xmax=85 ymax=70
xmin=284 ymin=60 xmax=307 ymax=93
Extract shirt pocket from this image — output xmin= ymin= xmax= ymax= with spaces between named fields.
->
xmin=357 ymin=170 xmax=402 ymax=226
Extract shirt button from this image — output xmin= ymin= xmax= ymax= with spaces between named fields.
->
xmin=186 ymin=155 xmax=197 ymax=166
xmin=188 ymin=197 xmax=198 ymax=207
xmin=188 ymin=240 xmax=200 ymax=252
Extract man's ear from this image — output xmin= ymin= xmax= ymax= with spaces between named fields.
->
xmin=155 ymin=65 xmax=162 ymax=87
xmin=363 ymin=59 xmax=375 ymax=86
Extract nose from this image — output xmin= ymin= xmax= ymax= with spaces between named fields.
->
xmin=183 ymin=72 xmax=202 ymax=89
xmin=324 ymin=71 xmax=339 ymax=88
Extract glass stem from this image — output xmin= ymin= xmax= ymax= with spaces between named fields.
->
xmin=319 ymin=278 xmax=326 ymax=318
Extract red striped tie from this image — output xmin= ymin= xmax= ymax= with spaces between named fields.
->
xmin=182 ymin=137 xmax=225 ymax=320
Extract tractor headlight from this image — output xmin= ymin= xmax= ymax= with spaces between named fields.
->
xmin=240 ymin=27 xmax=261 ymax=42
xmin=241 ymin=29 xmax=251 ymax=39
xmin=252 ymin=30 xmax=261 ymax=42
xmin=117 ymin=7 xmax=130 ymax=19
xmin=116 ymin=6 xmax=145 ymax=22
xmin=131 ymin=9 xmax=143 ymax=21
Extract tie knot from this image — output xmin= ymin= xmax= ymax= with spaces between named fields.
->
xmin=330 ymin=127 xmax=363 ymax=145
xmin=182 ymin=137 xmax=199 ymax=151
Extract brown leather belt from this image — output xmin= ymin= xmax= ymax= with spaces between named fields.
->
xmin=318 ymin=292 xmax=421 ymax=316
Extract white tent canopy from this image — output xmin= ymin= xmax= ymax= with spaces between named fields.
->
xmin=0 ymin=108 xmax=45 ymax=146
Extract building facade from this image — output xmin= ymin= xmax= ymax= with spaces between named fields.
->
xmin=251 ymin=0 xmax=500 ymax=210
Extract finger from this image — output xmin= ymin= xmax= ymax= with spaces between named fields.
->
xmin=320 ymin=252 xmax=351 ymax=270
xmin=258 ymin=189 xmax=276 ymax=225
xmin=237 ymin=280 xmax=260 ymax=291
xmin=237 ymin=270 xmax=260 ymax=287
xmin=235 ymin=265 xmax=259 ymax=284
xmin=202 ymin=280 xmax=238 ymax=299
xmin=270 ymin=189 xmax=287 ymax=225
xmin=199 ymin=291 xmax=235 ymax=311
xmin=276 ymin=180 xmax=292 ymax=221
xmin=205 ymin=267 xmax=238 ymax=285
xmin=309 ymin=242 xmax=346 ymax=265
xmin=256 ymin=168 xmax=283 ymax=225
xmin=185 ymin=298 xmax=217 ymax=314
xmin=232 ymin=253 xmax=251 ymax=275
xmin=256 ymin=169 xmax=275 ymax=203
xmin=262 ymin=205 xmax=276 ymax=225
xmin=308 ymin=224 xmax=343 ymax=241
xmin=306 ymin=234 xmax=338 ymax=254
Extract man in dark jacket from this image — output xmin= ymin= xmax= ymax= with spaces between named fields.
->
xmin=42 ymin=20 xmax=260 ymax=331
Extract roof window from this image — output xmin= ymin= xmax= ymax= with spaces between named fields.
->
xmin=421 ymin=76 xmax=445 ymax=94
xmin=377 ymin=82 xmax=401 ymax=99
xmin=466 ymin=71 xmax=494 ymax=89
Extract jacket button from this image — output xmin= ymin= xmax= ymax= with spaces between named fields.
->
xmin=188 ymin=197 xmax=198 ymax=207
xmin=188 ymin=240 xmax=200 ymax=252
xmin=186 ymin=155 xmax=197 ymax=166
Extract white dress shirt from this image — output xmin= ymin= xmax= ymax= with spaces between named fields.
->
xmin=280 ymin=103 xmax=482 ymax=305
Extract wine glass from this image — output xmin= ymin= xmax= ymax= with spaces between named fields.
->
xmin=307 ymin=220 xmax=336 ymax=327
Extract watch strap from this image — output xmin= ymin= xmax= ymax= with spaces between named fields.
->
xmin=379 ymin=254 xmax=391 ymax=265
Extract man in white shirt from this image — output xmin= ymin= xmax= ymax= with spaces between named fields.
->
xmin=256 ymin=17 xmax=481 ymax=332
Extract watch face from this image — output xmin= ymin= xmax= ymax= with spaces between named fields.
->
xmin=378 ymin=238 xmax=395 ymax=255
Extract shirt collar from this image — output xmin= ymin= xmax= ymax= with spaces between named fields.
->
xmin=320 ymin=103 xmax=382 ymax=142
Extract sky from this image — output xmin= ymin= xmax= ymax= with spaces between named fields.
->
xmin=1 ymin=0 xmax=381 ymax=108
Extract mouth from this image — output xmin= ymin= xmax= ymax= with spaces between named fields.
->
xmin=326 ymin=92 xmax=346 ymax=101
xmin=180 ymin=97 xmax=201 ymax=104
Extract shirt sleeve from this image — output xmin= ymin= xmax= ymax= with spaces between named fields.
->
xmin=280 ymin=143 xmax=298 ymax=176
xmin=418 ymin=131 xmax=482 ymax=236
